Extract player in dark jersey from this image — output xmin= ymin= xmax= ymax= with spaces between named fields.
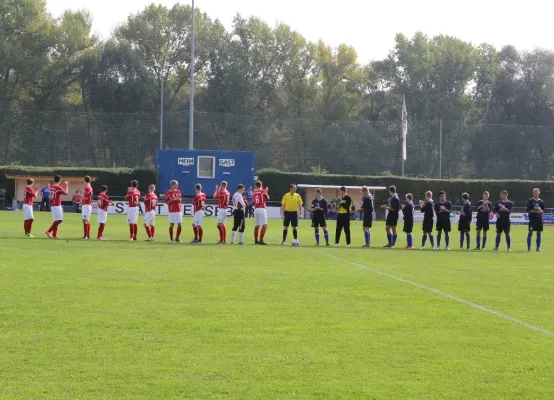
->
xmin=381 ymin=185 xmax=400 ymax=248
xmin=402 ymin=193 xmax=415 ymax=249
xmin=311 ymin=188 xmax=329 ymax=246
xmin=419 ymin=191 xmax=435 ymax=249
xmin=458 ymin=192 xmax=472 ymax=250
xmin=474 ymin=191 xmax=493 ymax=250
xmin=360 ymin=186 xmax=374 ymax=247
xmin=494 ymin=190 xmax=513 ymax=252
xmin=434 ymin=191 xmax=452 ymax=250
xmin=526 ymin=188 xmax=545 ymax=252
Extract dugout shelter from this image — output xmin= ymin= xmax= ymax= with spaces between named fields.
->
xmin=6 ymin=174 xmax=97 ymax=205
xmin=297 ymin=184 xmax=387 ymax=219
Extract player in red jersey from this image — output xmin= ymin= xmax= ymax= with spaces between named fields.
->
xmin=125 ymin=180 xmax=141 ymax=241
xmin=144 ymin=184 xmax=158 ymax=241
xmin=213 ymin=181 xmax=230 ymax=244
xmin=165 ymin=180 xmax=183 ymax=243
xmin=191 ymin=183 xmax=206 ymax=243
xmin=96 ymin=185 xmax=114 ymax=240
xmin=81 ymin=176 xmax=94 ymax=239
xmin=45 ymin=175 xmax=69 ymax=239
xmin=22 ymin=178 xmax=40 ymax=237
xmin=252 ymin=180 xmax=270 ymax=245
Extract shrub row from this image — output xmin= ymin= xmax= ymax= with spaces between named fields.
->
xmin=257 ymin=169 xmax=554 ymax=206
xmin=2 ymin=166 xmax=552 ymax=207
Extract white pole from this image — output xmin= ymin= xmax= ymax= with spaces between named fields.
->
xmin=188 ymin=0 xmax=195 ymax=150
xmin=160 ymin=72 xmax=164 ymax=149
xmin=439 ymin=119 xmax=442 ymax=179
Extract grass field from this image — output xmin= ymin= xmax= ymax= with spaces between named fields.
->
xmin=0 ymin=210 xmax=553 ymax=399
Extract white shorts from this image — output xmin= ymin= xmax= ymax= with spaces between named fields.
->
xmin=127 ymin=207 xmax=139 ymax=224
xmin=22 ymin=204 xmax=34 ymax=220
xmin=97 ymin=209 xmax=108 ymax=224
xmin=193 ymin=210 xmax=204 ymax=226
xmin=217 ymin=208 xmax=227 ymax=224
xmin=168 ymin=212 xmax=183 ymax=224
xmin=144 ymin=210 xmax=156 ymax=226
xmin=254 ymin=208 xmax=268 ymax=226
xmin=51 ymin=205 xmax=63 ymax=222
xmin=82 ymin=204 xmax=92 ymax=221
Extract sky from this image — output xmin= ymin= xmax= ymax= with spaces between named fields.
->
xmin=45 ymin=0 xmax=553 ymax=64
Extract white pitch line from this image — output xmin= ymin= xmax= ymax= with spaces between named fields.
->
xmin=311 ymin=249 xmax=554 ymax=337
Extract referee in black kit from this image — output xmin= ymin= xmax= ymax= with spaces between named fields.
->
xmin=335 ymin=186 xmax=353 ymax=247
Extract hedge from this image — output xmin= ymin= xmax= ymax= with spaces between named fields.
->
xmin=2 ymin=166 xmax=552 ymax=207
xmin=0 ymin=166 xmax=156 ymax=202
xmin=257 ymin=169 xmax=554 ymax=206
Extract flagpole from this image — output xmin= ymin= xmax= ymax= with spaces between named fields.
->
xmin=401 ymin=95 xmax=407 ymax=177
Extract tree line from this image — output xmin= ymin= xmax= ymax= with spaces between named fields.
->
xmin=2 ymin=0 xmax=554 ymax=179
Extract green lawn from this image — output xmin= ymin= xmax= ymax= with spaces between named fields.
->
xmin=0 ymin=210 xmax=553 ymax=399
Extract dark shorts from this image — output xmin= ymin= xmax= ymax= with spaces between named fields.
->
xmin=529 ymin=218 xmax=544 ymax=232
xmin=363 ymin=213 xmax=373 ymax=228
xmin=311 ymin=214 xmax=327 ymax=228
xmin=458 ymin=218 xmax=471 ymax=232
xmin=422 ymin=217 xmax=434 ymax=233
xmin=403 ymin=220 xmax=413 ymax=233
xmin=496 ymin=219 xmax=511 ymax=235
xmin=436 ymin=218 xmax=451 ymax=233
xmin=232 ymin=209 xmax=246 ymax=232
xmin=476 ymin=219 xmax=490 ymax=232
xmin=284 ymin=211 xmax=299 ymax=228
xmin=386 ymin=213 xmax=399 ymax=227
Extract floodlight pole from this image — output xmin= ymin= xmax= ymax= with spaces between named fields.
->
xmin=188 ymin=0 xmax=195 ymax=150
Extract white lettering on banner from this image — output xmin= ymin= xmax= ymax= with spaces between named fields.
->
xmin=219 ymin=159 xmax=235 ymax=167
xmin=92 ymin=201 xmax=282 ymax=218
xmin=178 ymin=158 xmax=194 ymax=166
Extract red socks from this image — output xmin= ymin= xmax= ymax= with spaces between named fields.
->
xmin=193 ymin=226 xmax=198 ymax=239
xmin=254 ymin=227 xmax=259 ymax=242
xmin=97 ymin=223 xmax=105 ymax=238
xmin=176 ymin=226 xmax=182 ymax=239
xmin=48 ymin=220 xmax=62 ymax=236
xmin=129 ymin=224 xmax=138 ymax=239
xmin=24 ymin=219 xmax=34 ymax=234
xmin=198 ymin=227 xmax=203 ymax=241
xmin=150 ymin=226 xmax=155 ymax=238
xmin=260 ymin=226 xmax=267 ymax=241
xmin=145 ymin=226 xmax=151 ymax=238
xmin=169 ymin=226 xmax=174 ymax=240
xmin=217 ymin=225 xmax=226 ymax=242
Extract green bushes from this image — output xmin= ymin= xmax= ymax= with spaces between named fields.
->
xmin=258 ymin=169 xmax=553 ymax=206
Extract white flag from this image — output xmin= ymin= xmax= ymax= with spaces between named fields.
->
xmin=401 ymin=96 xmax=408 ymax=161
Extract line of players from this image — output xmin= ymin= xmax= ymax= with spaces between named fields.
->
xmin=21 ymin=175 xmax=271 ymax=244
xmin=367 ymin=185 xmax=544 ymax=252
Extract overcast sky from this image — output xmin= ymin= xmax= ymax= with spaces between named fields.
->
xmin=46 ymin=0 xmax=553 ymax=64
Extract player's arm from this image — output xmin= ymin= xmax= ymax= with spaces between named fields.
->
xmin=213 ymin=185 xmax=219 ymax=199
xmin=298 ymin=195 xmax=303 ymax=218
xmin=237 ymin=194 xmax=246 ymax=208
xmin=539 ymin=201 xmax=545 ymax=214
xmin=527 ymin=200 xmax=534 ymax=213
xmin=60 ymin=181 xmax=69 ymax=195
xmin=264 ymin=187 xmax=270 ymax=200
xmin=281 ymin=195 xmax=286 ymax=219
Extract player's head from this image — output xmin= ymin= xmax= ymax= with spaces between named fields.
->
xmin=339 ymin=186 xmax=347 ymax=196
xmin=195 ymin=183 xmax=202 ymax=193
xmin=149 ymin=184 xmax=155 ymax=193
xmin=500 ymin=190 xmax=508 ymax=200
xmin=54 ymin=175 xmax=62 ymax=183
xmin=483 ymin=191 xmax=489 ymax=200
xmin=439 ymin=191 xmax=446 ymax=201
xmin=533 ymin=188 xmax=540 ymax=198
xmin=170 ymin=180 xmax=178 ymax=189
xmin=75 ymin=190 xmax=80 ymax=194
xmin=406 ymin=193 xmax=413 ymax=201
xmin=289 ymin=184 xmax=297 ymax=194
xmin=220 ymin=181 xmax=227 ymax=189
xmin=314 ymin=188 xmax=322 ymax=197
xmin=361 ymin=186 xmax=369 ymax=195
xmin=27 ymin=178 xmax=34 ymax=185
xmin=131 ymin=180 xmax=138 ymax=188
xmin=237 ymin=184 xmax=245 ymax=194
xmin=84 ymin=176 xmax=91 ymax=184
xmin=248 ymin=186 xmax=253 ymax=191
xmin=255 ymin=180 xmax=262 ymax=189
xmin=462 ymin=192 xmax=469 ymax=201
xmin=101 ymin=185 xmax=108 ymax=193
xmin=425 ymin=191 xmax=432 ymax=199
xmin=389 ymin=185 xmax=396 ymax=195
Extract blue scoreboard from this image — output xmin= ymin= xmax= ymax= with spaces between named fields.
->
xmin=156 ymin=149 xmax=255 ymax=195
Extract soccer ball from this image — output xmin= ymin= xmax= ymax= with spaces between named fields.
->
xmin=291 ymin=239 xmax=300 ymax=246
